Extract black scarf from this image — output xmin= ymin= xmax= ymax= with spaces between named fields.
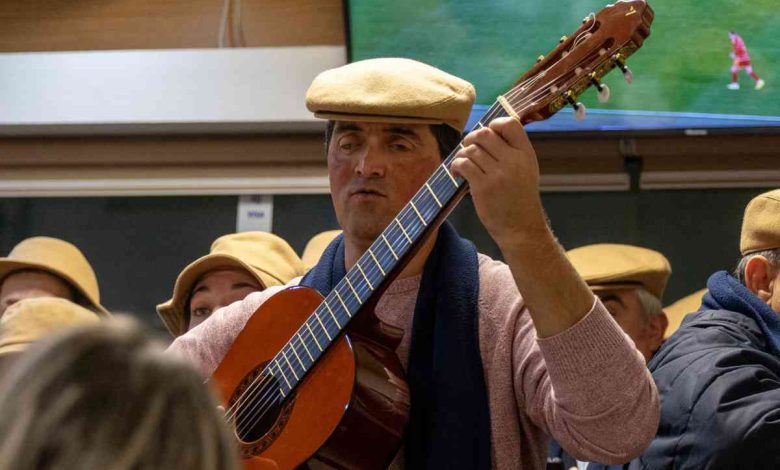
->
xmin=300 ymin=222 xmax=491 ymax=469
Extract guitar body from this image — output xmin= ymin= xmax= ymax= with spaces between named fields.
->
xmin=210 ymin=286 xmax=409 ymax=470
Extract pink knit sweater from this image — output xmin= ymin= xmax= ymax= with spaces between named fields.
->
xmin=169 ymin=254 xmax=659 ymax=469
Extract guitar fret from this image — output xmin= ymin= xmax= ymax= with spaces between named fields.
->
xmin=305 ymin=321 xmax=323 ymax=351
xmin=368 ymin=248 xmax=386 ymax=276
xmin=314 ymin=311 xmax=333 ymax=341
xmin=395 ymin=218 xmax=413 ymax=244
xmin=275 ymin=359 xmax=292 ymax=390
xmin=356 ymin=261 xmax=374 ymax=290
xmin=296 ymin=332 xmax=314 ymax=361
xmin=381 ymin=234 xmax=399 ymax=260
xmin=334 ymin=290 xmax=350 ymax=317
xmin=290 ymin=338 xmax=307 ymax=366
xmin=344 ymin=276 xmax=362 ymax=302
xmin=425 ymin=183 xmax=443 ymax=208
xmin=282 ymin=349 xmax=300 ymax=381
xmin=410 ymin=201 xmax=427 ymax=226
xmin=443 ymin=165 xmax=459 ymax=187
xmin=324 ymin=301 xmax=342 ymax=327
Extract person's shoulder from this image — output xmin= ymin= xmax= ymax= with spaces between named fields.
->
xmin=655 ymin=308 xmax=769 ymax=367
xmin=476 ymin=252 xmax=511 ymax=278
xmin=651 ymin=308 xmax=780 ymax=404
xmin=476 ymin=253 xmax=524 ymax=319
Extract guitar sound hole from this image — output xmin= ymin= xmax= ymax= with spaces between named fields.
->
xmin=229 ymin=365 xmax=295 ymax=453
xmin=235 ymin=378 xmax=283 ymax=442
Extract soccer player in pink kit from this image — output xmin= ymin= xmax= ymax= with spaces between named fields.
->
xmin=728 ymin=31 xmax=765 ymax=90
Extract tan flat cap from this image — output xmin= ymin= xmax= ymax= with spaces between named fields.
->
xmin=664 ymin=288 xmax=707 ymax=338
xmin=157 ymin=232 xmax=304 ymax=337
xmin=0 ymin=237 xmax=109 ymax=316
xmin=301 ymin=230 xmax=342 ymax=272
xmin=567 ymin=244 xmax=672 ymax=300
xmin=306 ymin=58 xmax=476 ymax=132
xmin=0 ymin=297 xmax=100 ymax=356
xmin=740 ymin=189 xmax=780 ymax=255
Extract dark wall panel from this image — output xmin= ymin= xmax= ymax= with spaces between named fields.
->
xmin=0 ymin=188 xmax=772 ymax=331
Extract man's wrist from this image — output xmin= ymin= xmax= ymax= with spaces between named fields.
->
xmin=493 ymin=210 xmax=552 ymax=256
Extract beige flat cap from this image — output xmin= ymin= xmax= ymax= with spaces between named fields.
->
xmin=740 ymin=189 xmax=780 ymax=255
xmin=0 ymin=237 xmax=109 ymax=316
xmin=664 ymin=288 xmax=707 ymax=338
xmin=0 ymin=297 xmax=100 ymax=356
xmin=306 ymin=58 xmax=476 ymax=132
xmin=301 ymin=230 xmax=342 ymax=272
xmin=156 ymin=232 xmax=304 ymax=337
xmin=567 ymin=243 xmax=672 ymax=300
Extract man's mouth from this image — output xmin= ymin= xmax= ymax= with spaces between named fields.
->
xmin=349 ymin=188 xmax=387 ymax=198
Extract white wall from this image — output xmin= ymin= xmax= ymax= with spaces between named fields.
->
xmin=0 ymin=46 xmax=346 ymax=135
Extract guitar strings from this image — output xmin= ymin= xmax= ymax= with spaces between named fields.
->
xmin=227 ymin=46 xmax=609 ymax=434
xmin=229 ymin=72 xmax=587 ymax=435
xmin=225 ymin=71 xmax=548 ymax=425
xmin=228 ymin=70 xmax=586 ymax=436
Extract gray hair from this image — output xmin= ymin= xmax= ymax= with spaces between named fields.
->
xmin=635 ymin=287 xmax=664 ymax=321
xmin=0 ymin=317 xmax=238 ymax=470
xmin=734 ymin=248 xmax=780 ymax=284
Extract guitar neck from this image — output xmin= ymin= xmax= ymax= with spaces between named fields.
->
xmin=270 ymin=102 xmax=511 ymax=396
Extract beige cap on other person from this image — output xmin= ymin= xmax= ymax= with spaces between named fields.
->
xmin=306 ymin=58 xmax=476 ymax=132
xmin=0 ymin=237 xmax=109 ymax=316
xmin=664 ymin=288 xmax=708 ymax=339
xmin=567 ymin=243 xmax=672 ymax=300
xmin=156 ymin=232 xmax=304 ymax=337
xmin=740 ymin=189 xmax=780 ymax=255
xmin=301 ymin=230 xmax=342 ymax=272
xmin=0 ymin=297 xmax=100 ymax=356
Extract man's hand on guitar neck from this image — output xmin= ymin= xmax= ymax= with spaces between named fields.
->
xmin=452 ymin=117 xmax=595 ymax=338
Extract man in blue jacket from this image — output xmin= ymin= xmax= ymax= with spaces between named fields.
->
xmin=629 ymin=189 xmax=780 ymax=469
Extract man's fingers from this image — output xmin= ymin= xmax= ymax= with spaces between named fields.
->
xmin=451 ymin=156 xmax=484 ymax=182
xmin=458 ymin=142 xmax=500 ymax=175
xmin=489 ymin=117 xmax=533 ymax=152
xmin=463 ymin=127 xmax=512 ymax=164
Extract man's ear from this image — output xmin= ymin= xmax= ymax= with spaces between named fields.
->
xmin=744 ymin=256 xmax=774 ymax=302
xmin=647 ymin=311 xmax=669 ymax=354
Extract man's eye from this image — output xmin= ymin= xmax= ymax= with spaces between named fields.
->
xmin=390 ymin=143 xmax=412 ymax=152
xmin=192 ymin=307 xmax=212 ymax=318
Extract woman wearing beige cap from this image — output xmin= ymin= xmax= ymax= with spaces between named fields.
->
xmin=0 ymin=237 xmax=109 ymax=317
xmin=301 ymin=230 xmax=342 ymax=272
xmin=157 ymin=232 xmax=304 ymax=336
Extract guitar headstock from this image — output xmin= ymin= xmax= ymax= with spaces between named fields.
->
xmin=498 ymin=0 xmax=654 ymax=124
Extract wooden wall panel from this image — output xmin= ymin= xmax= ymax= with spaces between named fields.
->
xmin=0 ymin=0 xmax=345 ymax=52
xmin=2 ymin=133 xmax=778 ymax=196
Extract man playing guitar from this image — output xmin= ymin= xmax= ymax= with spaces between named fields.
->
xmin=169 ymin=57 xmax=659 ymax=469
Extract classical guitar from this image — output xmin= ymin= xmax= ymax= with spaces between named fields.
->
xmin=210 ymin=2 xmax=654 ymax=468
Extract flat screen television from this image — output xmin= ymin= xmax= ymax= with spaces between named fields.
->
xmin=346 ymin=0 xmax=779 ymax=135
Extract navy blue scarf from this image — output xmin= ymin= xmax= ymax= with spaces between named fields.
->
xmin=300 ymin=222 xmax=491 ymax=469
xmin=702 ymin=270 xmax=780 ymax=357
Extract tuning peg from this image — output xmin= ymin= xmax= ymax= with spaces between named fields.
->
xmin=564 ymin=91 xmax=587 ymax=121
xmin=621 ymin=67 xmax=634 ymax=85
xmin=589 ymin=73 xmax=611 ymax=103
xmin=559 ymin=35 xmax=568 ymax=43
xmin=613 ymin=53 xmax=634 ymax=85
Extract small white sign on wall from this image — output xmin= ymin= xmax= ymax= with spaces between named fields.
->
xmin=236 ymin=195 xmax=273 ymax=232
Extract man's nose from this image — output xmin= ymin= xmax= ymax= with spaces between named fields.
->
xmin=354 ymin=143 xmax=386 ymax=178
